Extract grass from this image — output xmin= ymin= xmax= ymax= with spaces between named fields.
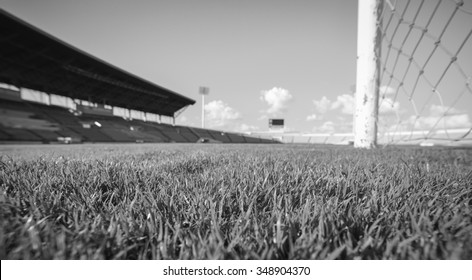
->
xmin=0 ymin=143 xmax=471 ymax=259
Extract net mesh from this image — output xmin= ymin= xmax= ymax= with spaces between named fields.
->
xmin=376 ymin=0 xmax=472 ymax=146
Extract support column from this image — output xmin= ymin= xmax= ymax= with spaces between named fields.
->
xmin=47 ymin=93 xmax=52 ymax=106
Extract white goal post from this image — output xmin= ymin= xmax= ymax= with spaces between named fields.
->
xmin=354 ymin=0 xmax=472 ymax=148
xmin=354 ymin=0 xmax=383 ymax=148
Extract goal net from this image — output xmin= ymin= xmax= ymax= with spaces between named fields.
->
xmin=355 ymin=0 xmax=472 ymax=147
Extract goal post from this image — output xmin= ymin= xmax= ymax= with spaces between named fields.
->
xmin=354 ymin=0 xmax=383 ymax=148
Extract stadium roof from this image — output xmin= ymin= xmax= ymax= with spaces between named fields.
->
xmin=0 ymin=9 xmax=195 ymax=117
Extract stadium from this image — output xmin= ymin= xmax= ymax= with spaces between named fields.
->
xmin=1 ymin=0 xmax=472 ymax=269
xmin=0 ymin=9 xmax=278 ymax=145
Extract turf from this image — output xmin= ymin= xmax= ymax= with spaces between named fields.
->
xmin=0 ymin=143 xmax=471 ymax=259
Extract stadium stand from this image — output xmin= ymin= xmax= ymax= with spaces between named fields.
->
xmin=130 ymin=121 xmax=170 ymax=142
xmin=1 ymin=98 xmax=279 ymax=144
xmin=190 ymin=128 xmax=215 ymax=141
xmin=0 ymin=127 xmax=43 ymax=142
xmin=226 ymin=133 xmax=247 ymax=143
xmin=0 ymin=9 xmax=195 ymax=117
xmin=175 ymin=127 xmax=201 ymax=142
xmin=207 ymin=130 xmax=231 ymax=143
xmin=243 ymin=136 xmax=261 ymax=144
xmin=0 ymin=129 xmax=11 ymax=141
xmin=0 ymin=98 xmax=276 ymax=144
xmin=0 ymin=99 xmax=62 ymax=143
xmin=0 ymin=9 xmax=278 ymax=145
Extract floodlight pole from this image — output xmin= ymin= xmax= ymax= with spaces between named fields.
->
xmin=354 ymin=0 xmax=383 ymax=148
xmin=199 ymin=87 xmax=209 ymax=128
xmin=202 ymin=94 xmax=205 ymax=128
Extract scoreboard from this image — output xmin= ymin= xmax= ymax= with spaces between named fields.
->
xmin=269 ymin=119 xmax=284 ymax=128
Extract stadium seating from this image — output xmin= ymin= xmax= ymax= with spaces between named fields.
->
xmin=0 ymin=100 xmax=63 ymax=142
xmin=226 ymin=133 xmax=247 ymax=143
xmin=160 ymin=130 xmax=189 ymax=143
xmin=100 ymin=128 xmax=136 ymax=142
xmin=191 ymin=127 xmax=216 ymax=141
xmin=260 ymin=138 xmax=276 ymax=144
xmin=208 ymin=130 xmax=231 ymax=143
xmin=0 ymin=10 xmax=278 ymax=145
xmin=0 ymin=126 xmax=43 ymax=142
xmin=0 ymin=98 xmax=277 ymax=144
xmin=243 ymin=136 xmax=261 ymax=143
xmin=175 ymin=126 xmax=200 ymax=142
xmin=0 ymin=128 xmax=11 ymax=140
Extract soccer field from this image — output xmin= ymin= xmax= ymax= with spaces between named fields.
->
xmin=1 ymin=143 xmax=471 ymax=259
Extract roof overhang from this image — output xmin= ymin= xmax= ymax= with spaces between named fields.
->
xmin=0 ymin=9 xmax=195 ymax=116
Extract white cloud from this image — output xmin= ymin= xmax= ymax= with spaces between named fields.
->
xmin=379 ymin=85 xmax=396 ymax=96
xmin=239 ymin=124 xmax=259 ymax=132
xmin=177 ymin=115 xmax=198 ymax=127
xmin=411 ymin=105 xmax=470 ymax=129
xmin=379 ymin=97 xmax=400 ymax=115
xmin=414 ymin=114 xmax=471 ymax=130
xmin=314 ymin=87 xmax=398 ymax=118
xmin=384 ymin=105 xmax=471 ymax=132
xmin=319 ymin=121 xmax=335 ymax=133
xmin=257 ymin=114 xmax=268 ymax=121
xmin=314 ymin=93 xmax=401 ymax=117
xmin=429 ymin=104 xmax=462 ymax=116
xmin=306 ymin=114 xmax=318 ymax=121
xmin=313 ymin=121 xmax=335 ymax=133
xmin=205 ymin=100 xmax=241 ymax=128
xmin=331 ymin=94 xmax=354 ymax=115
xmin=260 ymin=87 xmax=293 ymax=115
xmin=313 ymin=94 xmax=354 ymax=115
xmin=313 ymin=96 xmax=331 ymax=114
xmin=203 ymin=101 xmax=262 ymax=132
xmin=379 ymin=104 xmax=471 ymax=136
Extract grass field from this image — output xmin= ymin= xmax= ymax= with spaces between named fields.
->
xmin=1 ymin=143 xmax=471 ymax=259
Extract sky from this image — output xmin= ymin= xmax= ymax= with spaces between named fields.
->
xmin=1 ymin=0 xmax=471 ymax=135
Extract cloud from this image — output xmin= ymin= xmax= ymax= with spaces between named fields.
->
xmin=312 ymin=121 xmax=335 ymax=133
xmin=203 ymin=101 xmax=261 ymax=132
xmin=239 ymin=124 xmax=259 ymax=132
xmin=177 ymin=115 xmax=198 ymax=127
xmin=383 ymin=105 xmax=471 ymax=133
xmin=306 ymin=114 xmax=318 ymax=121
xmin=379 ymin=97 xmax=400 ymax=115
xmin=318 ymin=121 xmax=353 ymax=134
xmin=313 ymin=94 xmax=354 ymax=115
xmin=313 ymin=96 xmax=331 ymax=114
xmin=412 ymin=105 xmax=470 ymax=129
xmin=379 ymin=85 xmax=396 ymax=96
xmin=414 ymin=114 xmax=471 ymax=130
xmin=314 ymin=92 xmax=402 ymax=118
xmin=429 ymin=104 xmax=462 ymax=116
xmin=205 ymin=100 xmax=241 ymax=128
xmin=260 ymin=87 xmax=293 ymax=115
xmin=319 ymin=121 xmax=335 ymax=133
xmin=331 ymin=94 xmax=354 ymax=115
xmin=257 ymin=114 xmax=268 ymax=121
